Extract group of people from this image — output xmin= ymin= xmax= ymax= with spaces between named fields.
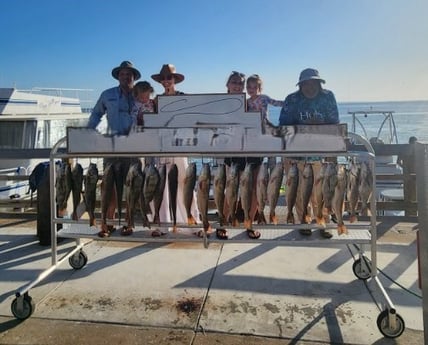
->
xmin=87 ymin=60 xmax=340 ymax=239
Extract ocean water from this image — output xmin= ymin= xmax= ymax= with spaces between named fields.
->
xmin=268 ymin=100 xmax=428 ymax=144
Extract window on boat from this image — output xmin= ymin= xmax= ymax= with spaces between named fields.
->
xmin=0 ymin=120 xmax=37 ymax=149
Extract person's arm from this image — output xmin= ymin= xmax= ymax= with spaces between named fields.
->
xmin=278 ymin=95 xmax=294 ymax=125
xmin=324 ymin=91 xmax=339 ymax=124
xmin=87 ymin=92 xmax=106 ymax=129
xmin=264 ymin=95 xmax=284 ymax=108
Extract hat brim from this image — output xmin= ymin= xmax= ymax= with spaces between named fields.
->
xmin=151 ymin=73 xmax=185 ymax=84
xmin=296 ymin=77 xmax=325 ymax=86
xmin=112 ymin=67 xmax=141 ymax=80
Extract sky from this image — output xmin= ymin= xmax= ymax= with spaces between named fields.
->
xmin=1 ymin=0 xmax=428 ymax=106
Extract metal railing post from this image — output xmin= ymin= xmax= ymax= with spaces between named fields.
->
xmin=415 ymin=142 xmax=428 ymax=344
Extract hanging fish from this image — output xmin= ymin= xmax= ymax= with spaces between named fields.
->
xmin=84 ymin=163 xmax=99 ymax=227
xmin=168 ymin=163 xmax=178 ymax=232
xmin=333 ymin=164 xmax=348 ymax=235
xmin=239 ymin=163 xmax=254 ymax=229
xmin=55 ymin=161 xmax=72 ymax=217
xmin=213 ymin=163 xmax=227 ymax=226
xmin=225 ymin=162 xmax=240 ymax=226
xmin=347 ymin=159 xmax=361 ymax=223
xmin=267 ymin=163 xmax=284 ymax=224
xmin=314 ymin=162 xmax=328 ymax=226
xmin=359 ymin=160 xmax=373 ymax=216
xmin=143 ymin=163 xmax=160 ymax=216
xmin=71 ymin=163 xmax=84 ymax=221
xmin=196 ymin=163 xmax=212 ymax=235
xmin=256 ymin=162 xmax=269 ymax=224
xmin=183 ymin=162 xmax=197 ymax=225
xmin=153 ymin=163 xmax=167 ymax=226
xmin=300 ymin=163 xmax=314 ymax=224
xmin=286 ymin=162 xmax=299 ymax=224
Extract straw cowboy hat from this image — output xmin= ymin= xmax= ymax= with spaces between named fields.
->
xmin=151 ymin=64 xmax=185 ymax=84
xmin=296 ymin=68 xmax=325 ymax=86
xmin=111 ymin=61 xmax=141 ymax=80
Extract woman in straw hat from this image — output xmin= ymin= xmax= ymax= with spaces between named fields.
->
xmin=150 ymin=64 xmax=199 ymax=232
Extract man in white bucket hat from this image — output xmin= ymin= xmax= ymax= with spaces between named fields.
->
xmin=279 ymin=68 xmax=339 ymax=239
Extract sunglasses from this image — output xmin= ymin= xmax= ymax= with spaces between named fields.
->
xmin=161 ymin=75 xmax=174 ymax=81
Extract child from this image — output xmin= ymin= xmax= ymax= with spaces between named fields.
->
xmin=246 ymin=74 xmax=284 ymax=169
xmin=246 ymin=74 xmax=284 ymax=126
xmin=132 ymin=81 xmax=156 ymax=127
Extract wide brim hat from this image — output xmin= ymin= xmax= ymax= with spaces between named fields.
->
xmin=112 ymin=61 xmax=141 ymax=80
xmin=296 ymin=68 xmax=325 ymax=86
xmin=151 ymin=64 xmax=185 ymax=84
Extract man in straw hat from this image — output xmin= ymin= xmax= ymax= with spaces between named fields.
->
xmin=87 ymin=61 xmax=142 ymax=237
xmin=279 ymin=68 xmax=339 ymax=239
xmin=88 ymin=60 xmax=141 ymax=135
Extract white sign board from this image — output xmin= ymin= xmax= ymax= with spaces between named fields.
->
xmin=67 ymin=93 xmax=347 ymax=155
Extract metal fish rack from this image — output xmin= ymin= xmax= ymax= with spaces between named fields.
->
xmin=10 ymin=94 xmax=405 ymax=339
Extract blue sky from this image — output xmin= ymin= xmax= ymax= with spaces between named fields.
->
xmin=2 ymin=0 xmax=427 ymax=105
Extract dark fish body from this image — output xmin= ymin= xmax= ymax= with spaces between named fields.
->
xmin=183 ymin=162 xmax=197 ymax=225
xmin=125 ymin=161 xmax=148 ymax=229
xmin=267 ymin=163 xmax=284 ymax=224
xmin=314 ymin=162 xmax=328 ymax=225
xmin=213 ymin=163 xmax=227 ymax=225
xmin=71 ymin=163 xmax=84 ymax=220
xmin=239 ymin=163 xmax=254 ymax=229
xmin=225 ymin=162 xmax=240 ymax=226
xmin=256 ymin=162 xmax=269 ymax=224
xmin=55 ymin=161 xmax=73 ymax=215
xmin=168 ymin=164 xmax=178 ymax=231
xmin=333 ymin=164 xmax=348 ymax=235
xmin=153 ymin=164 xmax=167 ymax=225
xmin=101 ymin=163 xmax=115 ymax=227
xmin=359 ymin=161 xmax=373 ymax=216
xmin=196 ymin=163 xmax=211 ymax=231
xmin=143 ymin=164 xmax=160 ymax=215
xmin=286 ymin=163 xmax=299 ymax=224
xmin=300 ymin=163 xmax=314 ymax=224
xmin=347 ymin=160 xmax=361 ymax=223
xmin=84 ymin=163 xmax=99 ymax=226
xmin=322 ymin=163 xmax=337 ymax=214
xmin=112 ymin=160 xmax=130 ymax=223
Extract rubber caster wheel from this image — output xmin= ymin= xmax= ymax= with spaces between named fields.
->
xmin=352 ymin=257 xmax=372 ymax=280
xmin=377 ymin=309 xmax=405 ymax=338
xmin=69 ymin=250 xmax=88 ymax=269
xmin=11 ymin=294 xmax=35 ymax=320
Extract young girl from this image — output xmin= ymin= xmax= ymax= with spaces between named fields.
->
xmin=132 ymin=81 xmax=156 ymax=127
xmin=246 ymin=74 xmax=283 ymax=120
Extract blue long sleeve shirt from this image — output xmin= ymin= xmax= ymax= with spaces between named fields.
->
xmin=278 ymin=89 xmax=339 ymax=126
xmin=87 ymin=86 xmax=136 ymax=135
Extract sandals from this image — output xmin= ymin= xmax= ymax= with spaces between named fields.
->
xmin=98 ymin=225 xmax=116 ymax=238
xmin=195 ymin=230 xmax=211 ymax=238
xmin=120 ymin=226 xmax=133 ymax=236
xmin=246 ymin=229 xmax=261 ymax=239
xmin=151 ymin=229 xmax=166 ymax=237
xmin=216 ymin=228 xmax=228 ymax=240
xmin=299 ymin=229 xmax=312 ymax=236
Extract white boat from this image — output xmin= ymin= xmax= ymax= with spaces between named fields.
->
xmin=0 ymin=87 xmax=92 ymax=200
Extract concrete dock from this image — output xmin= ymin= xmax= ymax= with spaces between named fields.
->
xmin=0 ymin=214 xmax=423 ymax=344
